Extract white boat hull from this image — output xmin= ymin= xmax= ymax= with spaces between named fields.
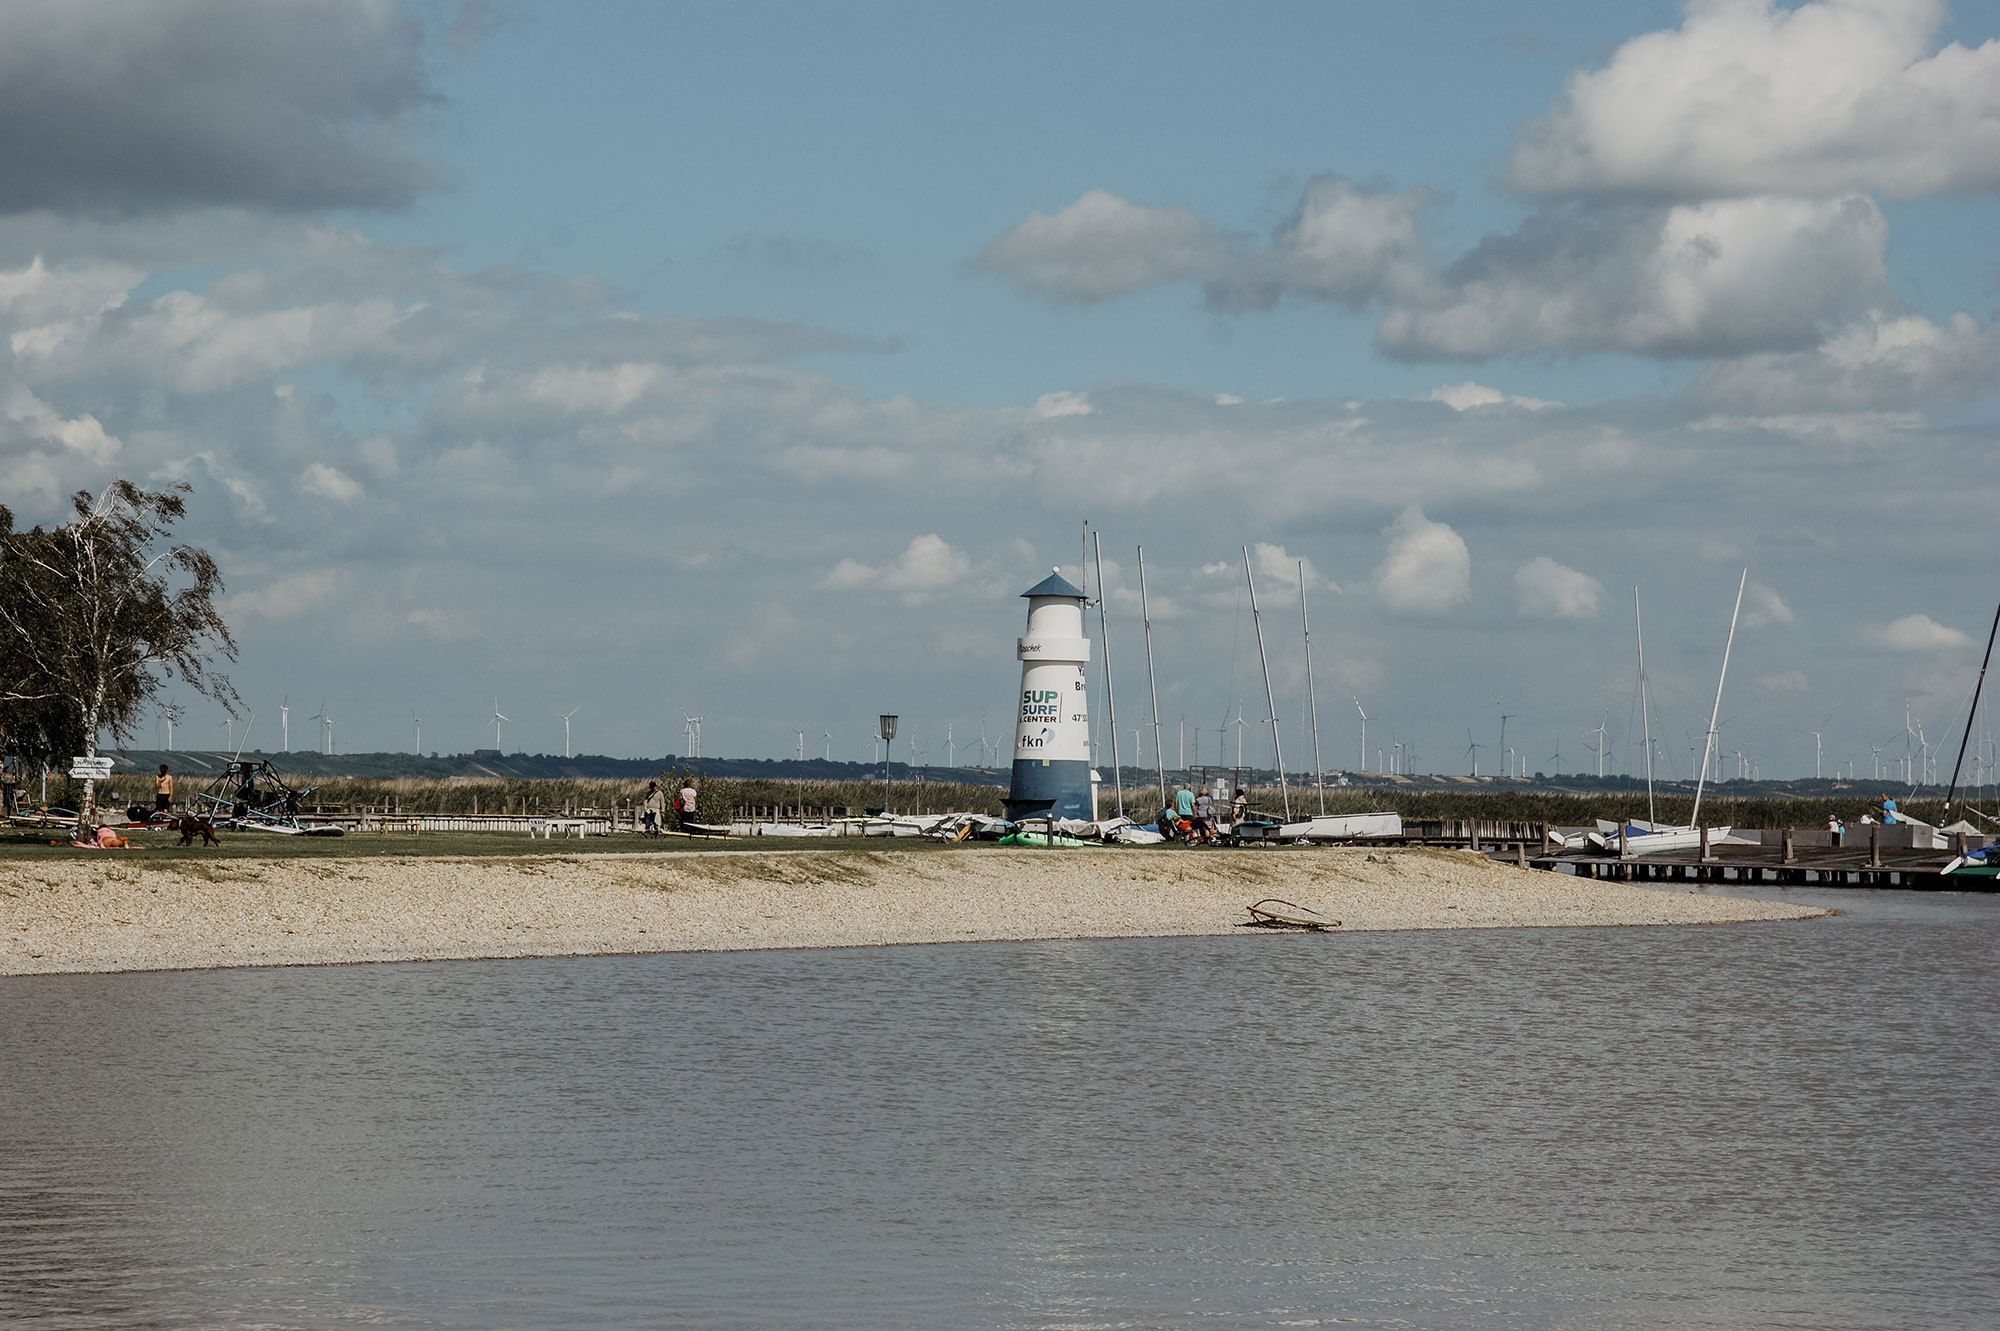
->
xmin=1278 ymin=812 xmax=1403 ymax=840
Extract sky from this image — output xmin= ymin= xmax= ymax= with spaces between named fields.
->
xmin=2 ymin=0 xmax=1997 ymax=782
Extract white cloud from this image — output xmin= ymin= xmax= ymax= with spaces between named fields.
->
xmin=1034 ymin=390 xmax=1093 ymax=418
xmin=1688 ymin=311 xmax=2000 ymax=412
xmin=1252 ymin=542 xmax=1335 ymax=592
xmin=1429 ymin=382 xmax=1560 ymax=411
xmin=824 ymin=534 xmax=974 ymax=601
xmin=1866 ymin=614 xmax=1970 ymax=652
xmin=1742 ymin=580 xmax=1794 ymax=628
xmin=966 ymin=189 xmax=1216 ymax=304
xmin=970 ymin=175 xmax=1432 ymax=313
xmin=298 ymin=461 xmax=363 ymax=503
xmin=228 ymin=568 xmax=340 ymax=621
xmin=1199 ymin=174 xmax=1435 ymax=313
xmin=1758 ymin=669 xmax=1810 ymax=692
xmin=1376 ymin=195 xmax=1887 ymax=360
xmin=1374 ymin=506 xmax=1470 ymax=614
xmin=1514 ymin=556 xmax=1602 ymax=619
xmin=1213 ymin=393 xmax=1243 ymax=405
xmin=1510 ymin=0 xmax=2000 ymax=199
xmin=4 ymin=385 xmax=119 ymax=463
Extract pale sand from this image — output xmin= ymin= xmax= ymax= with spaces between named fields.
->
xmin=0 ymin=846 xmax=1828 ymax=976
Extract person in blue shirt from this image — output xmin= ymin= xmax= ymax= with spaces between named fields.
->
xmin=1174 ymin=785 xmax=1196 ymax=819
xmin=1880 ymin=795 xmax=1899 ymax=825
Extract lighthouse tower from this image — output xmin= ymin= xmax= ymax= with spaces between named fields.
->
xmin=1005 ymin=569 xmax=1093 ymax=822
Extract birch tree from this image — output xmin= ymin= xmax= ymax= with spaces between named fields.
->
xmin=0 ymin=482 xmax=237 ymax=826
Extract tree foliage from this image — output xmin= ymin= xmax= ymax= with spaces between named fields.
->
xmin=0 ymin=482 xmax=237 ymax=808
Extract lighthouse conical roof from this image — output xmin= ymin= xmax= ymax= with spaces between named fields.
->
xmin=1021 ymin=570 xmax=1085 ymax=600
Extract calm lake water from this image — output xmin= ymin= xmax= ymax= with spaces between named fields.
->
xmin=3 ymin=887 xmax=1996 ymax=1329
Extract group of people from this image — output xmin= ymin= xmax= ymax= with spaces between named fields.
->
xmin=1162 ymin=783 xmax=1247 ymax=843
xmin=641 ymin=779 xmax=700 ymax=836
xmin=1824 ymin=797 xmax=1904 ymax=843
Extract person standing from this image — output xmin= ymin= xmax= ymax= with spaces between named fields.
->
xmin=154 ymin=764 xmax=174 ymax=817
xmin=677 ymin=779 xmax=698 ymax=832
xmin=641 ymin=781 xmax=666 ymax=836
xmin=1232 ymin=789 xmax=1248 ymax=824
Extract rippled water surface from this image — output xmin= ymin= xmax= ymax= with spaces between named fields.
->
xmin=3 ymin=888 xmax=1996 ymax=1329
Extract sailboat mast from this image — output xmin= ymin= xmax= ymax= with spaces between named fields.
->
xmin=1137 ymin=546 xmax=1167 ymax=811
xmin=1690 ymin=568 xmax=1748 ymax=829
xmin=1635 ymin=588 xmax=1655 ymax=825
xmin=1093 ymin=531 xmax=1123 ymax=817
xmin=1301 ymin=562 xmax=1326 ymax=815
xmin=1242 ymin=546 xmax=1291 ymax=820
xmin=1942 ymin=600 xmax=2000 ymax=822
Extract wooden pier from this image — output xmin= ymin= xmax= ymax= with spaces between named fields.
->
xmin=1503 ymin=841 xmax=1990 ymax=892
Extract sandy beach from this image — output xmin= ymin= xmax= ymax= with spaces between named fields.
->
xmin=0 ymin=845 xmax=1827 ymax=976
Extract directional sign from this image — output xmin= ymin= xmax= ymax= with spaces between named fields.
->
xmin=69 ymin=757 xmax=114 ymax=779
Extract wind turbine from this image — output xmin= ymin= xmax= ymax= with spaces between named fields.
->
xmin=561 ymin=708 xmax=578 ymax=759
xmin=945 ymin=723 xmax=954 ymax=768
xmin=1464 ymin=728 xmax=1483 ymax=777
xmin=823 ymin=730 xmax=832 ymax=762
xmin=219 ymin=716 xmax=232 ymax=752
xmin=491 ymin=699 xmax=509 ymax=751
xmin=794 ymin=727 xmax=806 ymax=762
xmin=1806 ymin=728 xmax=1823 ymax=780
xmin=1496 ymin=704 xmax=1515 ymax=783
xmin=412 ymin=709 xmax=422 ymax=756
xmin=280 ymin=695 xmax=290 ymax=752
xmin=1585 ymin=714 xmax=1609 ymax=778
xmin=163 ymin=698 xmax=183 ymax=751
xmin=1353 ymin=698 xmax=1368 ymax=773
xmin=310 ymin=701 xmax=329 ymax=755
xmin=1550 ymin=740 xmax=1563 ymax=774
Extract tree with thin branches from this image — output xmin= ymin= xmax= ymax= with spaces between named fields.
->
xmin=0 ymin=481 xmax=237 ymax=828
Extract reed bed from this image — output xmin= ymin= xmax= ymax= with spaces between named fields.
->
xmin=296 ymin=775 xmax=1009 ymax=818
xmin=285 ymin=777 xmax=1979 ymax=831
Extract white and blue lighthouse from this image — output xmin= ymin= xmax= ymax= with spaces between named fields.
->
xmin=1005 ymin=569 xmax=1094 ymax=822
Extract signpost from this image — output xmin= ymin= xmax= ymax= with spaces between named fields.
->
xmin=69 ymin=757 xmax=114 ymax=780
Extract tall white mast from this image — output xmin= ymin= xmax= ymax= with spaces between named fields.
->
xmin=1300 ymin=561 xmax=1326 ymax=814
xmin=1137 ymin=546 xmax=1166 ymax=808
xmin=1092 ymin=532 xmax=1123 ymax=816
xmin=1242 ymin=546 xmax=1290 ymax=819
xmin=1690 ymin=569 xmax=1748 ymax=829
xmin=1635 ymin=588 xmax=1655 ymax=825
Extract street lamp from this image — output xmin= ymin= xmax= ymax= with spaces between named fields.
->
xmin=879 ymin=714 xmax=898 ymax=815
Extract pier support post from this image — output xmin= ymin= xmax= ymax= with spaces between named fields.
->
xmin=1782 ymin=827 xmax=1795 ymax=865
xmin=1699 ymin=825 xmax=1711 ymax=863
xmin=1516 ymin=842 xmax=1526 ymax=870
xmin=1869 ymin=825 xmax=1881 ymax=867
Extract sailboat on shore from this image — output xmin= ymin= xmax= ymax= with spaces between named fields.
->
xmin=1618 ymin=570 xmax=1746 ymax=855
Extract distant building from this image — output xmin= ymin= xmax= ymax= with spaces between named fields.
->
xmin=473 ymin=748 xmax=502 ymax=759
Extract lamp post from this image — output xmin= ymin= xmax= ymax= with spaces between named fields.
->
xmin=879 ymin=714 xmax=898 ymax=815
